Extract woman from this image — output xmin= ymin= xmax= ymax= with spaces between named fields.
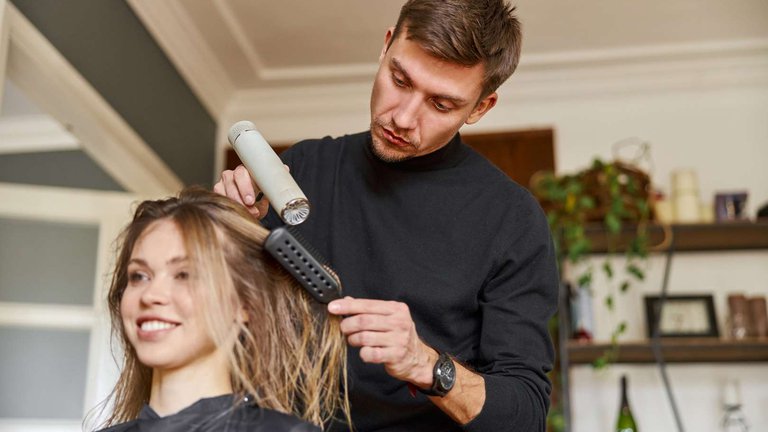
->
xmin=94 ymin=188 xmax=349 ymax=431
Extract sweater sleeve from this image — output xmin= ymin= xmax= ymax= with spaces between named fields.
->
xmin=462 ymin=197 xmax=559 ymax=432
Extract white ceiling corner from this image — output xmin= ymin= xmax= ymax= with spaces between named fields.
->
xmin=127 ymin=0 xmax=768 ymax=123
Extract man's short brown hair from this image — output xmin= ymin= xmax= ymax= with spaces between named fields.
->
xmin=391 ymin=0 xmax=522 ymax=100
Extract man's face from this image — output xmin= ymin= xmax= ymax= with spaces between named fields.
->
xmin=369 ymin=28 xmax=497 ymax=162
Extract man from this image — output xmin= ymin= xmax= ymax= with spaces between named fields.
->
xmin=215 ymin=1 xmax=558 ymax=430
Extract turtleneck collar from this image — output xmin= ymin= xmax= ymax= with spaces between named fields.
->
xmin=363 ymin=131 xmax=468 ymax=172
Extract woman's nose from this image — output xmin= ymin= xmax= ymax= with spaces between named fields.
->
xmin=139 ymin=278 xmax=170 ymax=305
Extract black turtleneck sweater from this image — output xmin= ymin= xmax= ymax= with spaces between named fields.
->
xmin=268 ymin=131 xmax=558 ymax=432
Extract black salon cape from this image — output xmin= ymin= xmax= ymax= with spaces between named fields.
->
xmin=96 ymin=394 xmax=319 ymax=432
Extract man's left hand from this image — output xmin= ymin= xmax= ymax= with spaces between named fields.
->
xmin=328 ymin=297 xmax=437 ymax=388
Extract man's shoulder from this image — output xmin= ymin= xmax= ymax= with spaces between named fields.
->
xmin=453 ymin=143 xmax=547 ymax=224
xmin=461 ymin=145 xmax=536 ymax=198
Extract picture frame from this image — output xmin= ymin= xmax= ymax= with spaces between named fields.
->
xmin=644 ymin=294 xmax=719 ymax=338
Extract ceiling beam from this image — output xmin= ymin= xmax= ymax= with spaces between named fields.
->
xmin=6 ymin=3 xmax=182 ymax=196
xmin=127 ymin=0 xmax=233 ymax=119
xmin=0 ymin=115 xmax=79 ymax=154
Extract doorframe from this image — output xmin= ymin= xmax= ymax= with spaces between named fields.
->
xmin=0 ymin=182 xmax=142 ymax=431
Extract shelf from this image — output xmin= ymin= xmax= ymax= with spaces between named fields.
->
xmin=584 ymin=221 xmax=768 ymax=253
xmin=567 ymin=338 xmax=768 ymax=364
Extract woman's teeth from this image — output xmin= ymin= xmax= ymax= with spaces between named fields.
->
xmin=140 ymin=320 xmax=178 ymax=331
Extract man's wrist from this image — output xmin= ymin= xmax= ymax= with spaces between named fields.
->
xmin=410 ymin=346 xmax=439 ymax=389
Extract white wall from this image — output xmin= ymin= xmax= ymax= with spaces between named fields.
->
xmin=476 ymin=47 xmax=768 ymax=432
xmin=220 ymin=42 xmax=768 ymax=432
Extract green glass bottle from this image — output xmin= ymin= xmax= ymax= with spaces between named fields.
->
xmin=616 ymin=375 xmax=638 ymax=432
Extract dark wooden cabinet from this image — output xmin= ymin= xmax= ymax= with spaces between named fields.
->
xmin=225 ymin=129 xmax=557 ymax=190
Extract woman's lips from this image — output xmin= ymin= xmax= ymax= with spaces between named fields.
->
xmin=136 ymin=318 xmax=180 ymax=340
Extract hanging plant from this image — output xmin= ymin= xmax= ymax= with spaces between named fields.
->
xmin=532 ymin=158 xmax=652 ymax=368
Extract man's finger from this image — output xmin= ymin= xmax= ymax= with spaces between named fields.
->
xmin=340 ymin=314 xmax=397 ymax=334
xmin=233 ymin=165 xmax=257 ymax=205
xmin=220 ymin=171 xmax=245 ymax=205
xmin=212 ymin=181 xmax=225 ymax=196
xmin=345 ymin=330 xmax=399 ymax=348
xmin=358 ymin=346 xmax=409 ymax=365
xmin=328 ymin=298 xmax=406 ymax=316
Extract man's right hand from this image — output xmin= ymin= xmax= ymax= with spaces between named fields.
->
xmin=213 ymin=164 xmax=270 ymax=219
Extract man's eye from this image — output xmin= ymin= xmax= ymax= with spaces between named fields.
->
xmin=392 ymin=74 xmax=406 ymax=87
xmin=432 ymin=101 xmax=450 ymax=112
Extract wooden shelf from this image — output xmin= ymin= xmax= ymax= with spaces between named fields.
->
xmin=567 ymin=338 xmax=768 ymax=364
xmin=585 ymin=221 xmax=768 ymax=253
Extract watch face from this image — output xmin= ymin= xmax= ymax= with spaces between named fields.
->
xmin=437 ymin=356 xmax=456 ymax=390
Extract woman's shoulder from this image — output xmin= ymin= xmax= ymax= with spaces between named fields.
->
xmin=93 ymin=420 xmax=138 ymax=432
xmin=233 ymin=405 xmax=322 ymax=431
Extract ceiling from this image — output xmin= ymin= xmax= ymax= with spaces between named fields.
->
xmin=128 ymin=0 xmax=768 ymax=117
xmin=2 ymin=0 xmax=766 ymax=193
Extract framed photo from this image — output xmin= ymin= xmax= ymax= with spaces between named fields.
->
xmin=644 ymin=295 xmax=719 ymax=338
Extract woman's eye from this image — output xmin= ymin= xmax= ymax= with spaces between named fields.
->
xmin=128 ymin=272 xmax=148 ymax=283
xmin=175 ymin=271 xmax=190 ymax=281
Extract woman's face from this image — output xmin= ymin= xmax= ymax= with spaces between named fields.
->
xmin=120 ymin=219 xmax=225 ymax=372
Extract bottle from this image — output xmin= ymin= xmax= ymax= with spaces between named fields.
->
xmin=616 ymin=375 xmax=638 ymax=432
xmin=721 ymin=380 xmax=750 ymax=431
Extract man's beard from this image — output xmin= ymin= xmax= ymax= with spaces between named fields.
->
xmin=369 ymin=119 xmax=417 ymax=163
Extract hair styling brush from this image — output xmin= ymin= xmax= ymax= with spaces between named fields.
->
xmin=265 ymin=226 xmax=341 ymax=304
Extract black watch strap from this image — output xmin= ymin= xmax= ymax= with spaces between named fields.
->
xmin=415 ymin=352 xmax=456 ymax=397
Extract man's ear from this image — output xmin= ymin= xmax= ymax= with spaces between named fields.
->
xmin=466 ymin=92 xmax=498 ymax=125
xmin=380 ymin=27 xmax=396 ymax=62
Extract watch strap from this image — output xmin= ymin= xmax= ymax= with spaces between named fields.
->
xmin=408 ymin=351 xmax=454 ymax=397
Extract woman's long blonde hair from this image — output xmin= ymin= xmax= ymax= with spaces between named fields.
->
xmin=101 ymin=187 xmax=349 ymax=428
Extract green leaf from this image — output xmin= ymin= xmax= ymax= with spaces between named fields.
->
xmin=577 ymin=271 xmax=593 ymax=287
xmin=616 ymin=321 xmax=627 ymax=335
xmin=605 ymin=295 xmax=614 ymax=310
xmin=611 ymin=198 xmax=624 ymax=215
xmin=626 ymin=177 xmax=638 ymax=194
xmin=636 ymin=198 xmax=649 ymax=217
xmin=620 ymin=281 xmax=630 ymax=293
xmin=592 ymin=355 xmax=607 ymax=370
xmin=627 ymin=264 xmax=645 ymax=281
xmin=605 ymin=212 xmax=621 ymax=234
xmin=627 ymin=237 xmax=649 ymax=260
xmin=579 ymin=196 xmax=595 ymax=210
xmin=602 ymin=261 xmax=614 ymax=279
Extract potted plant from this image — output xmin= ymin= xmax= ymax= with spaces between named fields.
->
xmin=532 ymin=158 xmax=652 ymax=363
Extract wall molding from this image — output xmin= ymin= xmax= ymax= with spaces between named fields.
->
xmin=0 ymin=419 xmax=81 ymax=432
xmin=0 ymin=114 xmax=79 ymax=154
xmin=132 ymin=0 xmax=768 ymax=126
xmin=0 ymin=302 xmax=94 ymax=330
xmin=222 ymin=38 xmax=768 ymax=132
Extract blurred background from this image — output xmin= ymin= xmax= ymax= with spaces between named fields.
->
xmin=0 ymin=1 xmax=766 ymax=431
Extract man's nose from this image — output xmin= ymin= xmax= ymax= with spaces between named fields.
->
xmin=392 ymin=93 xmax=421 ymax=131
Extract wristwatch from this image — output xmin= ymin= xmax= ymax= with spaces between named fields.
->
xmin=419 ymin=352 xmax=456 ymax=397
